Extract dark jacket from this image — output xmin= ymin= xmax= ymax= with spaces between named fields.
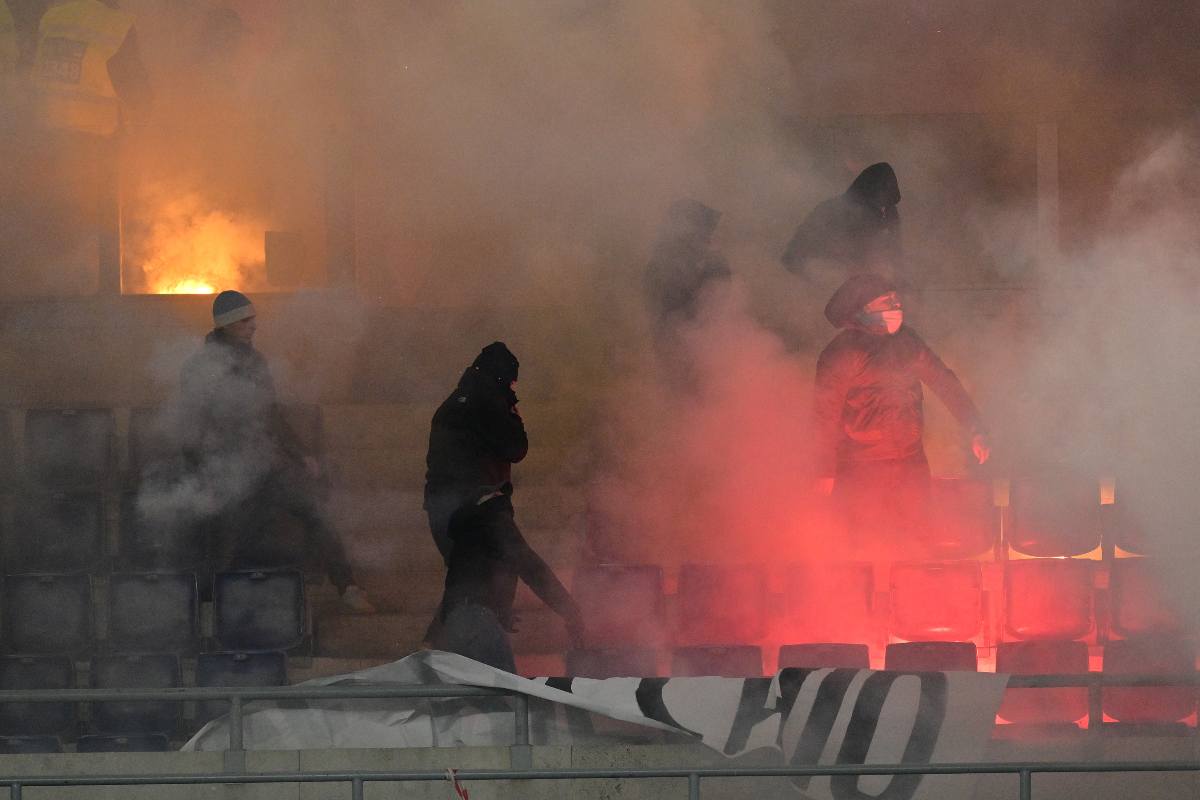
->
xmin=782 ymin=162 xmax=901 ymax=276
xmin=424 ymin=366 xmax=528 ymax=514
xmin=644 ymin=199 xmax=731 ymax=323
xmin=177 ymin=329 xmax=304 ymax=471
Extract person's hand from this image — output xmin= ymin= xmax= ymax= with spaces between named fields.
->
xmin=303 ymin=455 xmax=322 ymax=478
xmin=814 ymin=477 xmax=835 ymax=496
xmin=971 ymin=433 xmax=991 ymax=465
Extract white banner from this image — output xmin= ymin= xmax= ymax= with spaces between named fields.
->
xmin=183 ymin=651 xmax=1008 ymax=800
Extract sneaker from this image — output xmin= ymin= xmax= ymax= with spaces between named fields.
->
xmin=339 ymin=585 xmax=376 ymax=614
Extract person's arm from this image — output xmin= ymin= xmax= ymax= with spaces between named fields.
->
xmin=910 ymin=331 xmax=990 ymax=463
xmin=470 ymin=388 xmax=529 ymax=464
xmin=513 ymin=536 xmax=584 ymax=641
xmin=813 ymin=342 xmax=858 ymax=482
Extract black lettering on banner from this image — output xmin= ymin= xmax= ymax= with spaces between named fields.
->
xmin=635 ymin=678 xmax=701 ymax=738
xmin=723 ymin=678 xmax=776 ymax=755
xmin=543 ymin=677 xmax=593 ymax=738
xmin=829 ymin=672 xmax=948 ymax=800
xmin=785 ymin=669 xmax=861 ymax=790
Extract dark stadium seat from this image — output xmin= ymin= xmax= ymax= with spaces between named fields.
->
xmin=675 ymin=564 xmax=767 ymax=645
xmin=926 ymin=478 xmax=996 ymax=559
xmin=1110 ymin=558 xmax=1185 ymax=637
xmin=781 ymin=562 xmax=874 ymax=643
xmin=1103 ymin=636 xmax=1195 ymax=724
xmin=777 ymin=643 xmax=870 ymax=670
xmin=889 ymin=561 xmax=982 ymax=642
xmin=2 ymin=573 xmax=92 ymax=654
xmin=126 ymin=406 xmax=179 ymax=484
xmin=117 ymin=491 xmax=207 ymax=570
xmin=23 ymin=408 xmax=114 ymax=488
xmin=884 ymin=641 xmax=977 ymax=672
xmin=0 ymin=655 xmax=77 ymax=737
xmin=8 ymin=490 xmax=104 ymax=572
xmin=90 ymin=653 xmax=181 ymax=735
xmin=195 ymin=651 xmax=288 ymax=724
xmin=213 ymin=569 xmax=307 ymax=651
xmin=1004 ymin=558 xmax=1094 ymax=640
xmin=76 ymin=733 xmax=170 ymax=752
xmin=566 ymin=647 xmax=658 ymax=678
xmin=573 ymin=565 xmax=665 ymax=647
xmin=671 ymin=646 xmax=763 ymax=677
xmin=0 ymin=735 xmax=63 ymax=753
xmin=1008 ymin=474 xmax=1100 ymax=557
xmin=106 ymin=572 xmax=199 ymax=653
xmin=996 ymin=640 xmax=1089 ymax=725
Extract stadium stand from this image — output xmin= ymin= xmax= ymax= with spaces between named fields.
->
xmin=106 ymin=572 xmax=200 ymax=653
xmin=778 ymin=643 xmax=870 ymax=670
xmin=675 ymin=564 xmax=767 ymax=645
xmin=566 ymin=647 xmax=659 ymax=679
xmin=212 ymin=569 xmax=307 ymax=652
xmin=1008 ymin=474 xmax=1100 ymax=557
xmin=8 ymin=490 xmax=104 ymax=572
xmin=195 ymin=651 xmax=289 ymax=724
xmin=90 ymin=653 xmax=182 ymax=736
xmin=885 ymin=641 xmax=978 ymax=671
xmin=926 ymin=478 xmax=996 ymax=559
xmin=572 ymin=564 xmax=665 ymax=647
xmin=1110 ymin=558 xmax=1185 ymax=637
xmin=23 ymin=408 xmax=114 ymax=488
xmin=889 ymin=561 xmax=982 ymax=642
xmin=1103 ymin=636 xmax=1196 ymax=725
xmin=0 ymin=655 xmax=77 ymax=738
xmin=2 ymin=573 xmax=93 ymax=654
xmin=781 ymin=562 xmax=874 ymax=643
xmin=671 ymin=645 xmax=763 ymax=677
xmin=996 ymin=640 xmax=1089 ymax=725
xmin=1003 ymin=558 xmax=1094 ymax=640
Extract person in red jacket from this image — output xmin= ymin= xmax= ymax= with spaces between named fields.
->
xmin=813 ymin=274 xmax=990 ymax=545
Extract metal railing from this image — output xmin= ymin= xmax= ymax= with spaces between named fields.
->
xmin=0 ymin=674 xmax=1196 ymax=798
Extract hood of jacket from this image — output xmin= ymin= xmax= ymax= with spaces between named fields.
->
xmin=824 ymin=272 xmax=896 ymax=328
xmin=846 ymin=162 xmax=901 ymax=209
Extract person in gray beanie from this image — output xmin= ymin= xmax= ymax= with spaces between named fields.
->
xmin=176 ymin=290 xmax=375 ymax=613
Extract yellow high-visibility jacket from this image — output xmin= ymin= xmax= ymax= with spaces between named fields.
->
xmin=32 ymin=0 xmax=134 ymax=136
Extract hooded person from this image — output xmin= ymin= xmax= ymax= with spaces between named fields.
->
xmin=423 ymin=342 xmax=583 ymax=672
xmin=644 ymin=198 xmax=731 ymax=326
xmin=172 ymin=290 xmax=375 ymax=613
xmin=781 ymin=162 xmax=902 ymax=281
xmin=813 ymin=274 xmax=990 ymax=551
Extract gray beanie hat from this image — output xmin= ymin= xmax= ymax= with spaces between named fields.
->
xmin=213 ymin=290 xmax=256 ymax=327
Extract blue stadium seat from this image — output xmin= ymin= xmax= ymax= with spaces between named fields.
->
xmin=1004 ymin=559 xmax=1094 ymax=641
xmin=106 ymin=572 xmax=199 ymax=653
xmin=1110 ymin=558 xmax=1185 ymax=637
xmin=195 ymin=651 xmax=288 ymax=723
xmin=213 ymin=569 xmax=306 ymax=651
xmin=573 ymin=565 xmax=665 ymax=647
xmin=1103 ymin=636 xmax=1195 ymax=724
xmin=90 ymin=653 xmax=181 ymax=735
xmin=781 ymin=562 xmax=873 ymax=644
xmin=23 ymin=408 xmax=114 ymax=488
xmin=885 ymin=641 xmax=977 ymax=672
xmin=889 ymin=561 xmax=982 ymax=642
xmin=675 ymin=564 xmax=767 ymax=645
xmin=0 ymin=735 xmax=62 ymax=753
xmin=1009 ymin=474 xmax=1100 ymax=557
xmin=778 ymin=643 xmax=870 ymax=670
xmin=996 ymin=640 xmax=1089 ymax=725
xmin=671 ymin=646 xmax=763 ymax=677
xmin=8 ymin=491 xmax=104 ymax=573
xmin=118 ymin=492 xmax=207 ymax=570
xmin=2 ymin=573 xmax=92 ymax=654
xmin=0 ymin=655 xmax=76 ymax=737
xmin=926 ymin=478 xmax=996 ymax=559
xmin=566 ymin=648 xmax=658 ymax=678
xmin=76 ymin=733 xmax=170 ymax=752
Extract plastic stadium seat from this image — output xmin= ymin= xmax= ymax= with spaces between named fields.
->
xmin=1004 ymin=559 xmax=1094 ymax=640
xmin=671 ymin=646 xmax=763 ymax=677
xmin=0 ymin=655 xmax=76 ymax=737
xmin=926 ymin=478 xmax=996 ymax=559
xmin=0 ymin=735 xmax=62 ymax=753
xmin=675 ymin=564 xmax=767 ymax=645
xmin=195 ymin=651 xmax=289 ymax=723
xmin=23 ymin=408 xmax=114 ymax=487
xmin=566 ymin=648 xmax=658 ymax=678
xmin=2 ymin=574 xmax=92 ymax=654
xmin=996 ymin=640 xmax=1089 ymax=724
xmin=1110 ymin=558 xmax=1184 ymax=637
xmin=781 ymin=562 xmax=873 ymax=643
xmin=1008 ymin=475 xmax=1100 ymax=557
xmin=126 ymin=407 xmax=179 ymax=484
xmin=889 ymin=561 xmax=982 ymax=642
xmin=573 ymin=565 xmax=665 ymax=647
xmin=107 ymin=572 xmax=199 ymax=653
xmin=1103 ymin=636 xmax=1195 ymax=723
xmin=778 ymin=643 xmax=870 ymax=670
xmin=8 ymin=491 xmax=104 ymax=572
xmin=885 ymin=641 xmax=978 ymax=672
xmin=118 ymin=492 xmax=207 ymax=570
xmin=76 ymin=733 xmax=170 ymax=752
xmin=213 ymin=569 xmax=306 ymax=651
xmin=90 ymin=653 xmax=181 ymax=735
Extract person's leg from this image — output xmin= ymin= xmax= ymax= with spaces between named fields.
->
xmin=432 ymin=603 xmax=517 ymax=673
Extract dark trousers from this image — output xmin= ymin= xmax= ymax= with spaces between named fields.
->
xmin=834 ymin=451 xmax=931 ymax=556
xmin=431 ymin=602 xmax=517 ymax=673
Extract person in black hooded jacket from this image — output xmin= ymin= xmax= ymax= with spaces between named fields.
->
xmin=423 ymin=342 xmax=583 ymax=671
xmin=782 ymin=162 xmax=902 ymax=280
xmin=813 ymin=274 xmax=990 ymax=545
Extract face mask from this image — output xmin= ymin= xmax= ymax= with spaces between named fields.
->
xmin=859 ymin=309 xmax=903 ymax=334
